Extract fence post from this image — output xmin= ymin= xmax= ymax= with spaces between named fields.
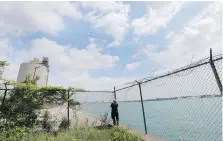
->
xmin=114 ymin=87 xmax=116 ymax=100
xmin=67 ymin=89 xmax=70 ymax=129
xmin=209 ymin=48 xmax=222 ymax=95
xmin=136 ymin=81 xmax=148 ymax=134
xmin=0 ymin=83 xmax=7 ymax=113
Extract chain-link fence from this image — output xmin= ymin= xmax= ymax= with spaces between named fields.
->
xmin=0 ymin=51 xmax=222 ymax=140
xmin=73 ymin=90 xmax=114 ymax=126
xmin=0 ymin=88 xmax=114 ymax=133
xmin=75 ymin=52 xmax=222 ymax=141
xmin=139 ymin=56 xmax=222 ymax=141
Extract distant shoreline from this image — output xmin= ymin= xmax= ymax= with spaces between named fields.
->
xmin=82 ymin=94 xmax=221 ymax=104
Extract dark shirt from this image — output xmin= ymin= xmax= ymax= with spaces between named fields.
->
xmin=110 ymin=103 xmax=118 ymax=113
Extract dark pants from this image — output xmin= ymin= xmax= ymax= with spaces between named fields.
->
xmin=111 ymin=111 xmax=119 ymax=126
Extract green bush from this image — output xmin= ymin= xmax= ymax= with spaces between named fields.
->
xmin=0 ymin=77 xmax=84 ymax=140
xmin=0 ymin=126 xmax=28 ymax=141
xmin=41 ymin=111 xmax=52 ymax=132
xmin=21 ymin=127 xmax=143 ymax=141
xmin=109 ymin=127 xmax=143 ymax=141
xmin=1 ymin=82 xmax=68 ymax=128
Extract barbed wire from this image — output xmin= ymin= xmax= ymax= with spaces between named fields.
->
xmin=114 ymin=53 xmax=222 ymax=92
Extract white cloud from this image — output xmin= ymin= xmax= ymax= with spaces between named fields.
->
xmin=89 ymin=38 xmax=96 ymax=44
xmin=0 ymin=37 xmax=135 ymax=90
xmin=80 ymin=1 xmax=130 ymax=40
xmin=0 ymin=2 xmax=82 ymax=36
xmin=0 ymin=2 xmax=134 ymax=90
xmin=26 ymin=38 xmax=119 ymax=71
xmin=64 ymin=73 xmax=135 ymax=91
xmin=166 ymin=31 xmax=174 ymax=39
xmin=0 ymin=38 xmax=13 ymax=60
xmin=0 ymin=38 xmax=17 ymax=80
xmin=141 ymin=2 xmax=222 ymax=69
xmin=125 ymin=61 xmax=142 ymax=71
xmin=107 ymin=40 xmax=120 ymax=48
xmin=131 ymin=2 xmax=185 ymax=36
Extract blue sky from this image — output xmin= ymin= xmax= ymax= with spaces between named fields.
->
xmin=0 ymin=1 xmax=222 ymax=90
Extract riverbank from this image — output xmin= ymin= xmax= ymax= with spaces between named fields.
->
xmin=82 ymin=112 xmax=166 ymax=141
xmin=80 ymin=112 xmax=166 ymax=141
xmin=39 ymin=104 xmax=112 ymax=130
xmin=39 ymin=105 xmax=165 ymax=141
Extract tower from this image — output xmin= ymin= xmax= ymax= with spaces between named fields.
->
xmin=17 ymin=57 xmax=49 ymax=86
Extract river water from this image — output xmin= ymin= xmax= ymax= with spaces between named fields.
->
xmin=82 ymin=97 xmax=222 ymax=141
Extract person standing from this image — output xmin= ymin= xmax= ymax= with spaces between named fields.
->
xmin=110 ymin=100 xmax=119 ymax=126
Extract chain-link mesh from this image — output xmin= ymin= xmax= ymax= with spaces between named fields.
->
xmin=74 ymin=91 xmax=114 ymax=103
xmin=1 ymin=54 xmax=221 ymax=140
xmin=66 ymin=55 xmax=222 ymax=140
xmin=72 ymin=91 xmax=114 ymax=125
xmin=106 ymin=55 xmax=221 ymax=141
xmin=138 ymin=58 xmax=222 ymax=141
xmin=37 ymin=90 xmax=68 ymax=131
xmin=115 ymin=85 xmax=145 ymax=131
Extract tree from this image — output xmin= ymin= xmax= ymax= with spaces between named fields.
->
xmin=0 ymin=61 xmax=85 ymax=139
xmin=22 ymin=74 xmax=40 ymax=85
xmin=0 ymin=61 xmax=9 ymax=80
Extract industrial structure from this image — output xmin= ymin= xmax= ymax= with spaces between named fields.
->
xmin=17 ymin=57 xmax=49 ymax=86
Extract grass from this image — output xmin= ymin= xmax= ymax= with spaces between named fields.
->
xmin=19 ymin=126 xmax=144 ymax=141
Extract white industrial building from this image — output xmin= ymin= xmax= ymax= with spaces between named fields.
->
xmin=17 ymin=57 xmax=49 ymax=86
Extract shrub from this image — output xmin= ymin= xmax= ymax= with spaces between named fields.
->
xmin=41 ymin=111 xmax=52 ymax=132
xmin=0 ymin=125 xmax=28 ymax=141
xmin=109 ymin=126 xmax=144 ymax=141
xmin=59 ymin=118 xmax=70 ymax=130
xmin=21 ymin=126 xmax=143 ymax=141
